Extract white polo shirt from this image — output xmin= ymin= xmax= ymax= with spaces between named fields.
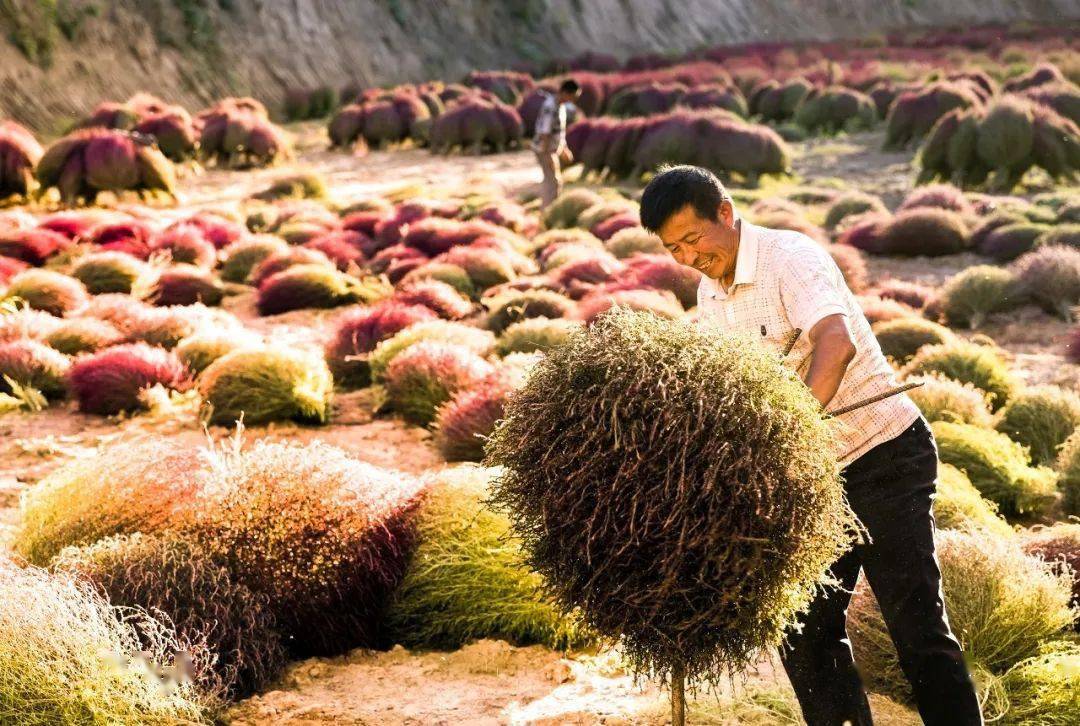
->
xmin=697 ymin=220 xmax=920 ymax=465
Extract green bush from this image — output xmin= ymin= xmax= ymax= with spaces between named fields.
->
xmin=198 ymin=347 xmax=333 ymax=426
xmin=1056 ymin=431 xmax=1080 ymax=517
xmin=936 ymin=265 xmax=1023 ymax=329
xmin=0 ymin=339 xmax=69 ymax=399
xmin=871 ymin=317 xmax=953 ymax=364
xmin=175 ymin=330 xmax=261 ymax=374
xmin=934 ymin=462 xmax=1014 ymax=538
xmin=495 ymin=317 xmax=582 ymax=356
xmin=903 ymin=340 xmax=1017 ymax=410
xmin=848 ymin=529 xmax=1074 ymax=702
xmin=385 ymin=467 xmax=594 ymax=650
xmin=996 ymin=385 xmax=1080 ymax=466
xmin=932 ymin=421 xmax=1058 ymax=520
xmin=368 ymin=320 xmax=495 ymax=383
xmin=905 ymin=374 xmax=994 ymax=427
xmin=542 ymin=188 xmax=605 ymax=229
xmin=219 ymin=235 xmax=288 ymax=284
xmin=485 ymin=309 xmax=854 ymax=684
xmin=44 ymin=318 xmax=120 ymax=355
xmin=70 ymin=251 xmax=147 ymax=294
xmin=382 ymin=341 xmax=495 ymax=426
xmin=0 ymin=558 xmax=212 ymax=725
xmin=824 ymin=192 xmax=887 ymax=230
xmin=1011 ymin=245 xmax=1080 ymax=320
xmin=604 ymin=227 xmax=666 ymax=258
xmin=484 ymin=289 xmax=575 ymax=334
xmin=995 ymin=642 xmax=1080 ymax=725
xmin=3 ymin=268 xmax=88 ymax=316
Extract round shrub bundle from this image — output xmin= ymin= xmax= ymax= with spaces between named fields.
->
xmin=995 ymin=385 xmax=1080 ymax=466
xmin=82 ymin=219 xmax=157 ymax=258
xmin=902 ymin=340 xmax=1017 ymax=410
xmin=0 ymin=228 xmax=70 ymax=266
xmin=401 ymin=261 xmax=476 ymax=299
xmin=884 ymin=81 xmax=984 ymax=149
xmin=934 ymin=463 xmax=1014 ymax=538
xmin=495 ymin=316 xmax=582 ymax=356
xmin=1058 ymin=430 xmax=1080 ymax=517
xmin=824 ymin=191 xmax=887 ymax=230
xmin=484 ymin=289 xmax=576 ymax=334
xmin=577 ymin=287 xmax=684 ymax=324
xmin=877 ymin=208 xmax=969 ymax=256
xmin=383 ymin=340 xmax=496 ymax=426
xmin=0 ymin=255 xmax=27 ymax=283
xmin=133 ymin=109 xmax=198 ymax=161
xmin=904 ymin=374 xmax=993 ymax=427
xmin=284 ymin=85 xmax=336 ymax=121
xmin=485 ymin=309 xmax=855 ymax=684
xmin=932 ymin=421 xmax=1058 ymax=520
xmin=869 ymin=279 xmax=934 ymax=309
xmin=848 ymin=529 xmax=1073 ymax=701
xmin=197 ymin=104 xmax=292 ymax=168
xmin=753 ymin=77 xmax=813 ymax=122
xmin=541 ymin=188 xmax=605 ymax=229
xmin=605 ymin=226 xmax=666 ymax=258
xmin=35 ymin=128 xmax=177 ymax=203
xmin=248 ymin=246 xmax=333 ymax=287
xmin=324 ymin=302 xmax=438 ymax=389
xmin=794 ymin=86 xmax=877 ymax=134
xmin=857 ymin=294 xmax=917 ymax=325
xmin=328 ymin=92 xmax=432 ymax=148
xmin=149 ymin=225 xmax=217 ymax=268
xmin=44 ymin=318 xmax=121 ymax=355
xmin=0 ymin=339 xmax=69 ymax=399
xmin=387 ymin=467 xmax=593 ymax=649
xmin=431 ymin=368 xmax=521 ymax=462
xmin=1038 ymin=223 xmax=1080 ymax=248
xmin=256 ymin=264 xmax=388 ymax=315
xmin=198 ymin=347 xmax=333 ymax=426
xmin=175 ymin=212 xmax=247 ymax=250
xmin=994 ymin=641 xmax=1080 ymax=724
xmin=0 ymin=557 xmax=211 ymax=725
xmin=3 ymin=268 xmax=88 ymax=316
xmin=0 ymin=120 xmax=43 ymax=198
xmin=836 ymin=211 xmax=892 ymax=255
xmin=393 ymin=279 xmax=473 ymax=320
xmin=897 ymin=183 xmax=973 ymax=215
xmin=148 ymin=265 xmax=225 ymax=307
xmin=174 ymin=329 xmax=260 ymax=375
xmin=1011 ymin=245 xmax=1080 ymax=320
xmin=369 ymin=320 xmax=495 ymax=383
xmin=220 ymin=234 xmax=289 ymax=284
xmin=936 ymin=265 xmax=1022 ymax=329
xmin=977 ymin=222 xmax=1049 ymax=261
xmin=16 ymin=439 xmax=209 ymax=565
xmin=871 ymin=317 xmax=953 ymax=364
xmin=121 ymin=306 xmax=202 ymax=349
xmin=70 ymin=251 xmax=148 ymax=294
xmin=0 ymin=305 xmax=60 ymax=344
xmin=55 ymin=532 xmax=286 ymax=699
xmin=67 ymin=343 xmax=191 ymax=416
xmin=187 ymin=439 xmax=424 ymax=655
xmin=1022 ymin=524 xmax=1080 ymax=609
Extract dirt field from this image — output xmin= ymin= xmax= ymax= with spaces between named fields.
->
xmin=5 ymin=127 xmax=1070 ymax=724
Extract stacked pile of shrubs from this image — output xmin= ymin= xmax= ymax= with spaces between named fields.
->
xmin=197 ymin=98 xmax=292 ymax=168
xmin=76 ymin=93 xmax=199 ymax=161
xmin=0 ymin=120 xmax=43 ymax=200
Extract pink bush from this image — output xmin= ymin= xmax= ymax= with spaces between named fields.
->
xmin=0 ymin=229 xmax=71 ymax=265
xmin=67 ymin=343 xmax=191 ymax=415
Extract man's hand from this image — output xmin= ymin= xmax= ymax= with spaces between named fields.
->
xmin=803 ymin=314 xmax=856 ymax=408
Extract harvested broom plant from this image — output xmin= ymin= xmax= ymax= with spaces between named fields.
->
xmin=995 ymin=385 xmax=1080 ymax=466
xmin=198 ymin=347 xmax=333 ymax=426
xmin=386 ymin=467 xmax=593 ymax=650
xmin=485 ymin=309 xmax=855 ymax=704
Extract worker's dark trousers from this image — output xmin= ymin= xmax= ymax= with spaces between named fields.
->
xmin=780 ymin=418 xmax=983 ymax=726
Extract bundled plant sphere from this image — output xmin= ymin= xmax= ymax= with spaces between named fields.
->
xmin=824 ymin=191 xmax=887 ymax=230
xmin=793 ymin=86 xmax=877 ymax=134
xmin=936 ymin=265 xmax=1022 ymax=329
xmin=66 ymin=343 xmax=191 ymax=416
xmin=70 ymin=251 xmax=148 ymax=294
xmin=932 ymin=421 xmax=1058 ymax=520
xmin=903 ymin=374 xmax=993 ymax=427
xmin=495 ymin=317 xmax=582 ymax=356
xmin=877 ymin=208 xmax=969 ymax=257
xmin=197 ymin=103 xmax=292 ymax=168
xmin=484 ymin=289 xmax=576 ymax=334
xmin=0 ymin=558 xmax=211 ymax=725
xmin=485 ymin=310 xmax=854 ymax=684
xmin=324 ymin=302 xmax=438 ymax=389
xmin=542 ymin=188 xmax=605 ymax=229
xmin=933 ymin=463 xmax=1014 ymax=538
xmin=1011 ymin=245 xmax=1080 ymax=320
xmin=35 ymin=128 xmax=177 ymax=203
xmin=994 ymin=642 xmax=1080 ymax=724
xmin=0 ymin=228 xmax=71 ymax=266
xmin=186 ymin=440 xmax=424 ymax=656
xmin=387 ymin=467 xmax=593 ymax=650
xmin=1022 ymin=524 xmax=1080 ymax=609
xmin=1059 ymin=432 xmax=1080 ymax=517
xmin=432 ymin=367 xmax=524 ymax=462
xmin=148 ymin=265 xmax=225 ymax=307
xmin=902 ymin=340 xmax=1017 ymax=410
xmin=871 ymin=317 xmax=953 ymax=364
xmin=55 ymin=532 xmax=286 ymax=699
xmin=577 ymin=287 xmax=684 ymax=323
xmin=885 ymin=81 xmax=984 ymax=149
xmin=16 ymin=439 xmax=209 ymax=565
xmin=978 ymin=222 xmax=1049 ymax=262
xmin=198 ymin=347 xmax=333 ymax=426
xmin=3 ymin=269 xmax=88 ymax=316
xmin=248 ymin=246 xmax=333 ymax=287
xmin=383 ymin=341 xmax=496 ymax=426
xmin=368 ymin=320 xmax=495 ymax=383
xmin=848 ymin=529 xmax=1074 ymax=701
xmin=44 ymin=317 xmax=121 ymax=355
xmin=0 ymin=121 xmax=43 ymax=198
xmin=219 ymin=235 xmax=288 ymax=284
xmin=256 ymin=264 xmax=388 ymax=315
xmin=996 ymin=385 xmax=1080 ymax=466
xmin=604 ymin=226 xmax=666 ymax=258
xmin=0 ymin=339 xmax=70 ymax=399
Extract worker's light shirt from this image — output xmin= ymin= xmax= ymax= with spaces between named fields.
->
xmin=532 ymin=92 xmax=566 ymax=150
xmin=697 ymin=220 xmax=920 ymax=465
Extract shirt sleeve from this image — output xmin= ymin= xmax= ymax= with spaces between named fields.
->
xmin=778 ymin=245 xmax=849 ymax=333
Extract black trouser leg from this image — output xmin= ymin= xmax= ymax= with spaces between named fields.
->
xmin=780 ymin=547 xmax=873 ymax=725
xmin=781 ymin=419 xmax=983 ymax=726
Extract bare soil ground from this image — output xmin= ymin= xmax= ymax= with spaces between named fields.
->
xmin=5 ymin=127 xmax=1070 ymax=724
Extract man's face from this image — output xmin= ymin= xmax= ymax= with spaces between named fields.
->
xmin=656 ymin=201 xmax=736 ymax=279
xmin=558 ymin=90 xmax=580 ymax=104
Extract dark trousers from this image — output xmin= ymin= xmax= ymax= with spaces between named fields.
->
xmin=780 ymin=418 xmax=983 ymax=726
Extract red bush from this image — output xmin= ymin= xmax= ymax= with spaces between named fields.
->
xmin=383 ymin=341 xmax=496 ymax=426
xmin=622 ymin=254 xmax=702 ymax=308
xmin=173 ymin=213 xmax=247 ymax=249
xmin=0 ymin=229 xmax=71 ymax=265
xmin=249 ymin=247 xmax=333 ymax=287
xmin=577 ymin=287 xmax=684 ymax=324
xmin=304 ymin=230 xmax=366 ymax=271
xmin=149 ymin=266 xmax=225 ymax=307
xmin=0 ymin=255 xmax=27 ymax=283
xmin=83 ymin=220 xmax=157 ymax=259
xmin=325 ymin=301 xmax=438 ymax=388
xmin=67 ymin=343 xmax=191 ymax=415
xmin=0 ymin=121 xmax=43 ymax=198
xmin=150 ymin=225 xmax=217 ymax=267
xmin=434 ymin=370 xmax=519 ymax=461
xmin=392 ymin=280 xmax=473 ymax=320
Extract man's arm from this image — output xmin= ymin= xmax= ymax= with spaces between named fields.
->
xmin=803 ymin=313 xmax=857 ymax=408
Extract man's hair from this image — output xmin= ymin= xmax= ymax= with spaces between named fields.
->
xmin=639 ymin=165 xmax=729 ymax=233
xmin=559 ymin=79 xmax=581 ymax=95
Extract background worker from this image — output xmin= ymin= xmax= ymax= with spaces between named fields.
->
xmin=533 ymin=79 xmax=581 ymax=207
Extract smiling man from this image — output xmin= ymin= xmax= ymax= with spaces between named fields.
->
xmin=640 ymin=166 xmax=982 ymax=726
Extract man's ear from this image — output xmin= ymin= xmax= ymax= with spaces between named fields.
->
xmin=718 ymin=200 xmax=735 ymax=227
